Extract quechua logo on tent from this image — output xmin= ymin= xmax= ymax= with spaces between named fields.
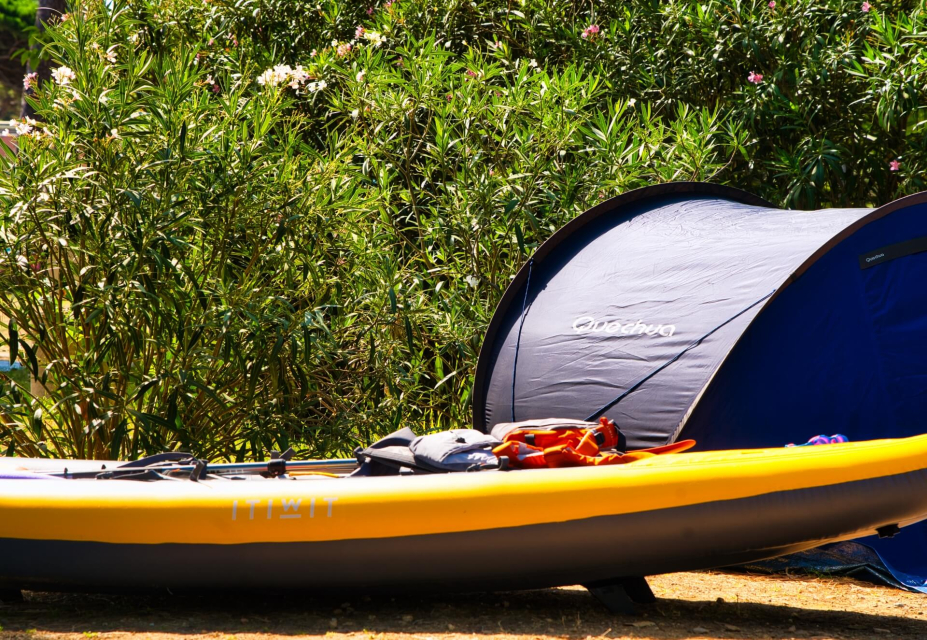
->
xmin=571 ymin=317 xmax=676 ymax=337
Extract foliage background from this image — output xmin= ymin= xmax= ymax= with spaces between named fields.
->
xmin=0 ymin=0 xmax=37 ymax=118
xmin=0 ymin=0 xmax=925 ymax=460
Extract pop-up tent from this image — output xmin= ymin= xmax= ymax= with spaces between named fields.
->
xmin=473 ymin=182 xmax=927 ymax=591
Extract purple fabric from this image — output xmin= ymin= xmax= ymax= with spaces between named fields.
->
xmin=0 ymin=470 xmax=57 ymax=480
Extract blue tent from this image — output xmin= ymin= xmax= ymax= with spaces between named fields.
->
xmin=473 ymin=182 xmax=927 ymax=591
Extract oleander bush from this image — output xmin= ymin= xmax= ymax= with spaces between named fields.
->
xmin=0 ymin=0 xmax=37 ymax=118
xmin=0 ymin=0 xmax=925 ymax=459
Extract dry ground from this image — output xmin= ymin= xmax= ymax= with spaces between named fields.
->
xmin=2 ymin=572 xmax=926 ymax=640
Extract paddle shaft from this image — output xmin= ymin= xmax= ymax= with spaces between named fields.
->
xmin=47 ymin=458 xmax=357 ymax=479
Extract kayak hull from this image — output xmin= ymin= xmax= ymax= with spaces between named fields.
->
xmin=3 ymin=436 xmax=927 ymax=592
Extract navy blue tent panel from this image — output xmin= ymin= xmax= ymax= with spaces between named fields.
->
xmin=684 ymin=198 xmax=927 ymax=449
xmin=681 ymin=196 xmax=927 ymax=591
xmin=473 ymin=182 xmax=927 ymax=591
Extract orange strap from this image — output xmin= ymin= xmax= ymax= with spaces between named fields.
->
xmin=492 ymin=415 xmax=696 ymax=469
xmin=501 ymin=417 xmax=623 ymax=451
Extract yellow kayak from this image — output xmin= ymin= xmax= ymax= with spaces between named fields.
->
xmin=2 ymin=434 xmax=927 ymax=606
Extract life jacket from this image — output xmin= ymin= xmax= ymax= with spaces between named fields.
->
xmin=352 ymin=418 xmax=695 ymax=475
xmin=490 ymin=417 xmax=696 ymax=469
xmin=352 ymin=427 xmax=503 ymax=475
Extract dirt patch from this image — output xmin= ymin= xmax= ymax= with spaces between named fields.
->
xmin=1 ymin=572 xmax=924 ymax=640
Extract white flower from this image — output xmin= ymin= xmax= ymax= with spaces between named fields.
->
xmin=363 ymin=30 xmax=386 ymax=47
xmin=129 ymin=33 xmax=139 ymax=44
xmin=356 ymin=70 xmax=366 ymax=82
xmin=105 ymin=47 xmax=118 ymax=64
xmin=110 ymin=128 xmax=120 ymax=138
xmin=304 ymin=79 xmax=328 ymax=93
xmin=257 ymin=64 xmax=297 ymax=87
xmin=465 ymin=275 xmax=479 ymax=288
xmin=289 ymin=65 xmax=309 ymax=89
xmin=351 ymin=109 xmax=359 ymax=118
xmin=206 ymin=74 xmax=215 ymax=84
xmin=528 ymin=59 xmax=538 ymax=68
xmin=11 ymin=117 xmax=38 ymax=135
xmin=51 ymin=66 xmax=76 ymax=85
xmin=313 ymin=79 xmax=327 ymax=91
xmin=1 ymin=129 xmax=9 ymax=137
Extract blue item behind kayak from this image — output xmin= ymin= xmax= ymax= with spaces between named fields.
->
xmin=473 ymin=182 xmax=927 ymax=592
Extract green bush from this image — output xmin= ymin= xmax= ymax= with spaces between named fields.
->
xmin=0 ymin=0 xmax=37 ymax=119
xmin=0 ymin=0 xmax=34 ymax=38
xmin=0 ymin=0 xmax=925 ymax=460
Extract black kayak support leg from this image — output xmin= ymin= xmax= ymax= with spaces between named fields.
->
xmin=0 ymin=589 xmax=23 ymax=604
xmin=583 ymin=576 xmax=655 ymax=614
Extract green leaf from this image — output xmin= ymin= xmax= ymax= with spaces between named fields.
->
xmin=31 ymin=408 xmax=43 ymax=440
xmin=8 ymin=318 xmax=17 ymax=366
xmin=21 ymin=342 xmax=39 ymax=378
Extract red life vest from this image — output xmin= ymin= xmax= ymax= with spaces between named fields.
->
xmin=492 ymin=417 xmax=695 ymax=469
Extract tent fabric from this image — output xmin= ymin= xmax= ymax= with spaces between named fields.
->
xmin=736 ymin=541 xmax=915 ymax=592
xmin=472 ymin=182 xmax=927 ymax=591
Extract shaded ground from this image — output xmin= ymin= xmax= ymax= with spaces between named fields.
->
xmin=1 ymin=571 xmax=925 ymax=640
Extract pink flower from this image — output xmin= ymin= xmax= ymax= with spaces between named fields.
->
xmin=23 ymin=72 xmax=38 ymax=90
xmin=212 ymin=84 xmax=220 ymax=93
xmin=862 ymin=1 xmax=871 ymax=11
xmin=889 ymin=160 xmax=900 ymax=171
xmin=355 ymin=26 xmax=366 ymax=39
xmin=581 ymin=24 xmax=600 ymax=40
xmin=337 ymin=42 xmax=352 ymax=57
xmin=366 ymin=6 xmax=374 ymax=14
xmin=446 ymin=93 xmax=452 ymax=101
xmin=747 ymin=71 xmax=763 ymax=84
xmin=208 ymin=38 xmax=215 ymax=46
xmin=465 ymin=69 xmax=477 ymax=78
xmin=768 ymin=1 xmax=775 ymax=7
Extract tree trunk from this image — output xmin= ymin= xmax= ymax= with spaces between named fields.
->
xmin=21 ymin=0 xmax=68 ymax=119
